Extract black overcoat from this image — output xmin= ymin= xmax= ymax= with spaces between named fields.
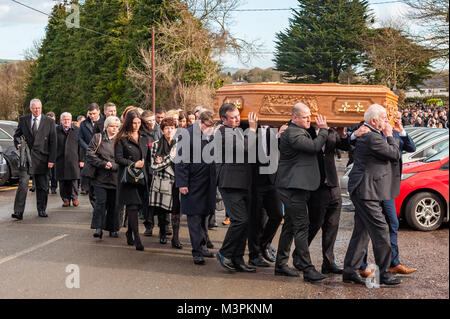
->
xmin=114 ymin=134 xmax=149 ymax=206
xmin=175 ymin=124 xmax=216 ymax=216
xmin=55 ymin=125 xmax=82 ymax=180
xmin=86 ymin=132 xmax=118 ymax=190
xmin=13 ymin=114 xmax=57 ymax=175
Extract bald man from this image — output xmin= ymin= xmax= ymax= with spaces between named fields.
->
xmin=274 ymin=103 xmax=329 ymax=282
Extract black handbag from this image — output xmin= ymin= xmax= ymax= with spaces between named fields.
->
xmin=120 ymin=164 xmax=145 ymax=186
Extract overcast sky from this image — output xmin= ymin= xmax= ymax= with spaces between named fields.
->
xmin=1 ymin=0 xmax=413 ymax=69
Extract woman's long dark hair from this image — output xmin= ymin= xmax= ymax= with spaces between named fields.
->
xmin=114 ymin=109 xmax=141 ymax=147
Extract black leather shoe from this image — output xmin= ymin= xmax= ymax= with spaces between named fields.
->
xmin=160 ymin=235 xmax=167 ymax=245
xmin=234 ymin=263 xmax=256 ymax=273
xmin=208 ymin=222 xmax=218 ymax=229
xmin=109 ymin=231 xmax=118 ymax=238
xmin=93 ymin=228 xmax=103 ymax=239
xmin=201 ymin=250 xmax=215 ymax=258
xmin=206 ymin=240 xmax=214 ymax=249
xmin=126 ymin=230 xmax=134 ymax=246
xmin=304 ymin=268 xmax=327 ymax=282
xmin=262 ymin=245 xmax=276 ymax=263
xmin=249 ymin=257 xmax=270 ymax=268
xmin=194 ymin=256 xmax=205 ymax=265
xmin=51 ymin=190 xmax=57 ymax=194
xmin=380 ymin=275 xmax=402 ymax=286
xmin=274 ymin=265 xmax=299 ymax=277
xmin=343 ymin=272 xmax=366 ymax=285
xmin=216 ymin=252 xmax=236 ymax=271
xmin=29 ymin=187 xmax=35 ymax=192
xmin=11 ymin=213 xmax=23 ymax=220
xmin=135 ymin=244 xmax=144 ymax=251
xmin=171 ymin=240 xmax=183 ymax=249
xmin=38 ymin=211 xmax=48 ymax=217
xmin=322 ymin=264 xmax=343 ymax=274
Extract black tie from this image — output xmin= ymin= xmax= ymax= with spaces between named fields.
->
xmin=32 ymin=117 xmax=38 ymax=136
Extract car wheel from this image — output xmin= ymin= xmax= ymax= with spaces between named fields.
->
xmin=405 ymin=192 xmax=445 ymax=231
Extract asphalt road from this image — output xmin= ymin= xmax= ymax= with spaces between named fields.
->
xmin=0 ymin=158 xmax=448 ymax=299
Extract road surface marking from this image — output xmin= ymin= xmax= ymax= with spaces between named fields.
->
xmin=0 ymin=234 xmax=68 ymax=265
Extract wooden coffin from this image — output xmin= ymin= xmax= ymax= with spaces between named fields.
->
xmin=213 ymin=83 xmax=398 ymax=127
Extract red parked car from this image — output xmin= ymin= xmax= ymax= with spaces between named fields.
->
xmin=396 ymin=148 xmax=449 ymax=231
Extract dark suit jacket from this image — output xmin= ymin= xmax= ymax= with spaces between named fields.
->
xmin=214 ymin=124 xmax=256 ymax=190
xmin=92 ymin=114 xmax=107 ymax=135
xmin=308 ymin=127 xmax=350 ymax=188
xmin=275 ymin=122 xmax=328 ymax=191
xmin=348 ymin=125 xmax=400 ymax=200
xmin=13 ymin=114 xmax=57 ymax=175
xmin=79 ymin=116 xmax=103 ymax=160
xmin=253 ymin=126 xmax=277 ymax=186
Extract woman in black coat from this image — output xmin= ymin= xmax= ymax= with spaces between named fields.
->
xmin=87 ymin=116 xmax=121 ymax=239
xmin=175 ymin=111 xmax=216 ymax=264
xmin=114 ymin=110 xmax=149 ymax=251
xmin=55 ymin=113 xmax=83 ymax=207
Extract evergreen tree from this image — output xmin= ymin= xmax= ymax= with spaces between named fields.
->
xmin=273 ymin=0 xmax=370 ymax=83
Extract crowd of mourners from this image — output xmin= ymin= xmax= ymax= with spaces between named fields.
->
xmin=10 ymin=97 xmax=440 ymax=286
xmin=400 ymin=102 xmax=449 ymax=129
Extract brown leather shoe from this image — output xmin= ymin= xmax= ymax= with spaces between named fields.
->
xmin=359 ymin=269 xmax=375 ymax=278
xmin=72 ymin=199 xmax=79 ymax=207
xmin=222 ymin=218 xmax=230 ymax=225
xmin=62 ymin=201 xmax=70 ymax=207
xmin=390 ymin=265 xmax=417 ymax=274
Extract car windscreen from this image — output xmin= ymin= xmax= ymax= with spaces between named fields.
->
xmin=422 ymin=140 xmax=449 ymax=162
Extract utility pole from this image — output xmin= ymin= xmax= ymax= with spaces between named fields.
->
xmin=152 ymin=26 xmax=156 ymax=113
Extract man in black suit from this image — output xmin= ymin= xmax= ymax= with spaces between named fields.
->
xmin=12 ymin=99 xmax=57 ymax=219
xmin=215 ymin=103 xmax=258 ymax=273
xmin=274 ymin=103 xmax=329 ymax=282
xmin=93 ymin=102 xmax=116 ymax=135
xmin=248 ymin=125 xmax=283 ymax=268
xmin=293 ymin=126 xmax=350 ymax=274
xmin=78 ymin=103 xmax=101 ymax=205
xmin=343 ymin=104 xmax=402 ymax=286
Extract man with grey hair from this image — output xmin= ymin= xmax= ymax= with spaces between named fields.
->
xmin=343 ymin=104 xmax=402 ymax=286
xmin=55 ymin=112 xmax=83 ymax=207
xmin=274 ymin=102 xmax=329 ymax=282
xmin=12 ymin=98 xmax=57 ymax=219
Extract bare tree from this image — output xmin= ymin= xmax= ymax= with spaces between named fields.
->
xmin=0 ymin=61 xmax=33 ymax=120
xmin=402 ymin=0 xmax=449 ymax=60
xmin=127 ymin=10 xmax=220 ymax=109
xmin=182 ymin=0 xmax=260 ymax=63
xmin=127 ymin=0 xmax=261 ymax=109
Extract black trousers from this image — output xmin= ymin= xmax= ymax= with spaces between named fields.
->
xmin=343 ymin=194 xmax=392 ymax=279
xmin=91 ymin=185 xmax=119 ymax=232
xmin=14 ymin=169 xmax=48 ymax=214
xmin=276 ymin=188 xmax=314 ymax=270
xmin=48 ymin=166 xmax=57 ymax=192
xmin=187 ymin=214 xmax=210 ymax=257
xmin=248 ymin=185 xmax=283 ymax=259
xmin=59 ymin=180 xmax=78 ymax=202
xmin=126 ymin=205 xmax=142 ymax=247
xmin=293 ymin=185 xmax=342 ymax=267
xmin=218 ymin=188 xmax=250 ymax=264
